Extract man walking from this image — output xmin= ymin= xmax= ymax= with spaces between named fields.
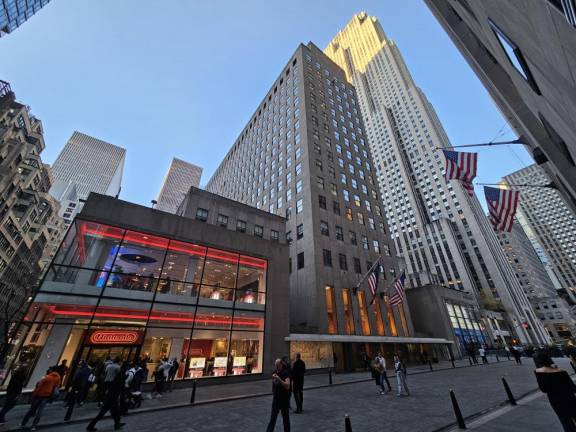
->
xmin=291 ymin=353 xmax=306 ymax=413
xmin=511 ymin=346 xmax=522 ymax=365
xmin=266 ymin=359 xmax=291 ymax=432
xmin=86 ymin=360 xmax=125 ymax=432
xmin=20 ymin=367 xmax=61 ymax=430
xmin=394 ymin=355 xmax=410 ymax=397
xmin=375 ymin=353 xmax=392 ymax=394
xmin=0 ymin=366 xmax=27 ymax=424
xmin=479 ymin=346 xmax=488 ymax=364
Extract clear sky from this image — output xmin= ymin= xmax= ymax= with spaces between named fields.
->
xmin=1 ymin=0 xmax=532 ymax=207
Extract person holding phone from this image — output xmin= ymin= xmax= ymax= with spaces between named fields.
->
xmin=266 ymin=358 xmax=291 ymax=432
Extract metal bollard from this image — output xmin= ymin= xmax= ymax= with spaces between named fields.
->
xmin=428 ymin=360 xmax=433 ymax=372
xmin=501 ymin=377 xmax=517 ymax=406
xmin=345 ymin=414 xmax=353 ymax=432
xmin=496 ymin=354 xmax=500 ymax=363
xmin=329 ymin=367 xmax=333 ymax=385
xmin=190 ymin=379 xmax=198 ymax=404
xmin=449 ymin=389 xmax=467 ymax=429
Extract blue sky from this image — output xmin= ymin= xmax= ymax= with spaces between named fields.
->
xmin=1 ymin=0 xmax=532 ymax=207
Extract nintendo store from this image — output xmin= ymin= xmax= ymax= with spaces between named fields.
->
xmin=2 ymin=194 xmax=290 ymax=389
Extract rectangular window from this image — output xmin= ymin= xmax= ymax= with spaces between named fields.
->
xmin=353 ymin=258 xmax=361 ymax=274
xmin=254 ymin=225 xmax=264 ymax=238
xmin=362 ymin=235 xmax=369 ymax=250
xmin=295 ymin=162 xmax=302 ymax=175
xmin=357 ymin=212 xmax=364 ymax=225
xmin=325 ymin=286 xmax=338 ymax=334
xmin=217 ymin=214 xmax=228 ymax=227
xmin=195 ymin=208 xmax=209 ymax=222
xmin=335 ymin=225 xmax=344 ymax=241
xmin=320 ymin=220 xmax=330 ymax=236
xmin=333 ymin=201 xmax=340 ymax=215
xmin=236 ymin=219 xmax=247 ymax=232
xmin=286 ymin=231 xmax=293 ymax=243
xmin=318 ymin=195 xmax=327 ymax=209
xmin=323 ymin=249 xmax=332 ymax=267
xmin=271 ymin=230 xmax=279 ymax=241
xmin=357 ymin=291 xmax=372 ymax=335
xmin=342 ymin=289 xmax=355 ymax=335
xmin=338 ymin=253 xmax=348 ymax=271
xmin=297 ymin=223 xmax=304 ymax=239
xmin=296 ymin=179 xmax=303 ymax=193
xmin=297 ymin=252 xmax=304 ymax=269
xmin=296 ymin=198 xmax=303 ymax=214
xmin=373 ymin=240 xmax=380 ymax=253
xmin=349 ymin=231 xmax=357 ymax=245
xmin=317 ymin=176 xmax=325 ymax=189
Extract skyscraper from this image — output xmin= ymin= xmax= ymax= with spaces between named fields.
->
xmin=497 ymin=223 xmax=575 ymax=341
xmin=207 ymin=42 xmax=451 ymax=368
xmin=0 ymin=0 xmax=51 ymax=37
xmin=156 ymin=157 xmax=202 ymax=214
xmin=424 ymin=0 xmax=576 ymax=214
xmin=51 ymin=131 xmax=126 ymax=201
xmin=503 ymin=164 xmax=576 ymax=295
xmin=325 ymin=12 xmax=550 ymax=346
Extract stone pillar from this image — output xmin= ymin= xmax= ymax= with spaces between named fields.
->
xmin=27 ymin=324 xmax=72 ymax=390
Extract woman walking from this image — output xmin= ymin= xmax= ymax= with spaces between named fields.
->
xmin=394 ymin=355 xmax=410 ymax=397
xmin=534 ymin=350 xmax=576 ymax=431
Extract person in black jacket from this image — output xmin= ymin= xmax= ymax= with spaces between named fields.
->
xmin=266 ymin=359 xmax=291 ymax=432
xmin=291 ymin=353 xmax=306 ymax=413
xmin=534 ymin=350 xmax=576 ymax=431
xmin=0 ymin=366 xmax=27 ymax=423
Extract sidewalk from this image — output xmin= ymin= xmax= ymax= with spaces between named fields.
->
xmin=0 ymin=356 xmax=508 ymax=431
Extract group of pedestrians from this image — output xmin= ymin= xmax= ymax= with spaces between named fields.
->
xmin=152 ymin=357 xmax=179 ymax=397
xmin=371 ymin=353 xmax=409 ymax=397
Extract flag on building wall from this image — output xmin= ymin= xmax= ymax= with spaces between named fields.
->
xmin=367 ymin=259 xmax=380 ymax=305
xmin=388 ymin=272 xmax=406 ymax=306
xmin=484 ymin=186 xmax=520 ymax=232
xmin=442 ymin=150 xmax=478 ymax=196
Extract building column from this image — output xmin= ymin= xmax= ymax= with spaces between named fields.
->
xmin=27 ymin=324 xmax=72 ymax=389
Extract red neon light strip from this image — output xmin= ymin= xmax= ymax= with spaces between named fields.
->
xmin=50 ymin=308 xmax=262 ymax=327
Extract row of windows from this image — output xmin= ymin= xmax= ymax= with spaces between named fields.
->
xmin=195 ymin=208 xmax=280 ymax=241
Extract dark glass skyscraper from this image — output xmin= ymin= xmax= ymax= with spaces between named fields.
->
xmin=0 ymin=0 xmax=50 ymax=37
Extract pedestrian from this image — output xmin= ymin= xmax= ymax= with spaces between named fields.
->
xmin=66 ymin=360 xmax=91 ymax=408
xmin=467 ymin=345 xmax=478 ymax=365
xmin=361 ymin=352 xmax=370 ymax=372
xmin=0 ymin=366 xmax=28 ymax=424
xmin=20 ymin=367 xmax=61 ymax=430
xmin=394 ymin=355 xmax=410 ymax=397
xmin=479 ymin=346 xmax=488 ymax=364
xmin=512 ymin=346 xmax=523 ymax=365
xmin=375 ymin=353 xmax=392 ymax=394
xmin=54 ymin=359 xmax=69 ymax=384
xmin=152 ymin=359 xmax=168 ymax=396
xmin=291 ymin=353 xmax=306 ymax=413
xmin=281 ymin=356 xmax=293 ymax=410
xmin=266 ymin=358 xmax=291 ymax=432
xmin=534 ymin=349 xmax=576 ymax=432
xmin=167 ymin=357 xmax=179 ymax=391
xmin=86 ymin=361 xmax=125 ymax=432
xmin=96 ymin=357 xmax=112 ymax=407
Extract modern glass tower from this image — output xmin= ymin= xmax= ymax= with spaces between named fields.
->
xmin=0 ymin=0 xmax=50 ymax=37
xmin=51 ymin=131 xmax=126 ymax=201
xmin=156 ymin=158 xmax=203 ymax=214
xmin=325 ymin=12 xmax=550 ymax=346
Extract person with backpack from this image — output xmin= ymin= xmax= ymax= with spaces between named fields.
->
xmin=65 ymin=360 xmax=92 ymax=408
xmin=167 ymin=358 xmax=179 ymax=391
xmin=394 ymin=355 xmax=410 ymax=397
xmin=95 ymin=357 xmax=112 ymax=407
xmin=20 ymin=367 xmax=61 ymax=430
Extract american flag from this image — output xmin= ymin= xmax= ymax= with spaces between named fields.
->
xmin=442 ymin=150 xmax=478 ymax=196
xmin=367 ymin=260 xmax=380 ymax=300
xmin=388 ymin=272 xmax=406 ymax=306
xmin=484 ymin=186 xmax=520 ymax=232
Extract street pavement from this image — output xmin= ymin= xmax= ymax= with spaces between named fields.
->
xmin=1 ymin=356 xmax=569 ymax=432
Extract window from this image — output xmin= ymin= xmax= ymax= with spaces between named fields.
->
xmin=296 ymin=198 xmax=303 ymax=213
xmin=335 ymin=225 xmax=344 ymax=241
xmin=489 ymin=19 xmax=540 ymax=94
xmin=325 ymin=286 xmax=338 ymax=334
xmin=296 ymin=179 xmax=303 ymax=193
xmin=295 ymin=162 xmax=302 ymax=175
xmin=297 ymin=252 xmax=305 ymax=269
xmin=297 ymin=223 xmax=304 ymax=239
xmin=286 ymin=231 xmax=293 ymax=243
xmin=271 ymin=230 xmax=279 ymax=241
xmin=345 ymin=208 xmax=353 ymax=221
xmin=333 ymin=201 xmax=340 ymax=215
xmin=254 ymin=225 xmax=264 ymax=238
xmin=196 ymin=208 xmax=209 ymax=222
xmin=357 ymin=212 xmax=365 ymax=225
xmin=317 ymin=176 xmax=325 ymax=189
xmin=320 ymin=220 xmax=330 ymax=236
xmin=343 ymin=190 xmax=350 ymax=201
xmin=237 ymin=219 xmax=247 ymax=233
xmin=362 ymin=235 xmax=369 ymax=250
xmin=323 ymin=249 xmax=332 ymax=267
xmin=373 ymin=240 xmax=380 ymax=253
xmin=217 ymin=214 xmax=228 ymax=227
xmin=339 ymin=253 xmax=348 ymax=271
xmin=349 ymin=231 xmax=357 ymax=245
xmin=354 ymin=258 xmax=362 ymax=274
xmin=318 ymin=195 xmax=327 ymax=209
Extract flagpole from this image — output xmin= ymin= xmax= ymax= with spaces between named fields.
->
xmin=435 ymin=138 xmax=524 ymax=150
xmin=476 ymin=182 xmax=556 ymax=190
xmin=355 ymin=255 xmax=382 ymax=291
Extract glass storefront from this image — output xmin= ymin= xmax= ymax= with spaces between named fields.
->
xmin=3 ymin=219 xmax=267 ymax=389
xmin=446 ymin=301 xmax=487 ymax=353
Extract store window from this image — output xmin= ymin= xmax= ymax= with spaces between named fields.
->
xmin=325 ymin=286 xmax=338 ymax=334
xmin=342 ymin=289 xmax=355 ymax=335
xmin=372 ymin=300 xmax=386 ymax=336
xmin=357 ymin=291 xmax=371 ymax=335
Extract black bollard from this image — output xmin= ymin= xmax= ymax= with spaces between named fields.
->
xmin=496 ymin=354 xmax=500 ymax=363
xmin=329 ymin=367 xmax=333 ymax=385
xmin=190 ymin=379 xmax=198 ymax=404
xmin=345 ymin=414 xmax=353 ymax=432
xmin=428 ymin=360 xmax=433 ymax=372
xmin=450 ymin=357 xmax=456 ymax=368
xmin=501 ymin=377 xmax=517 ymax=406
xmin=449 ymin=389 xmax=467 ymax=429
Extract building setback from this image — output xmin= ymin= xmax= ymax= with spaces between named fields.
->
xmin=424 ymin=0 xmax=576 ymax=214
xmin=324 ymin=12 xmax=550 ymax=347
xmin=503 ymin=164 xmax=576 ymax=299
xmin=0 ymin=0 xmax=50 ymax=37
xmin=156 ymin=157 xmax=203 ymax=214
xmin=207 ymin=41 xmax=452 ymax=369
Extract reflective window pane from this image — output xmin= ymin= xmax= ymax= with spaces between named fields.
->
xmin=201 ymin=248 xmax=239 ymax=288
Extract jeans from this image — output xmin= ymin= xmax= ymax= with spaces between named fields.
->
xmin=0 ymin=394 xmax=18 ymax=421
xmin=21 ymin=396 xmax=50 ymax=427
xmin=380 ymin=372 xmax=391 ymax=391
xmin=396 ymin=372 xmax=410 ymax=396
xmin=266 ymin=399 xmax=290 ymax=432
xmin=87 ymin=393 xmax=122 ymax=430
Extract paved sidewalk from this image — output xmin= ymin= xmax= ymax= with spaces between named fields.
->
xmin=0 ymin=356 xmax=563 ymax=432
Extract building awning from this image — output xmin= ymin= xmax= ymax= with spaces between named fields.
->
xmin=285 ymin=333 xmax=453 ymax=344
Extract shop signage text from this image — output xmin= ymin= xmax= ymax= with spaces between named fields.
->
xmin=87 ymin=330 xmax=144 ymax=345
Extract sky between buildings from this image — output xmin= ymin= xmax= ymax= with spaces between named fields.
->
xmin=0 ymin=0 xmax=532 ymax=208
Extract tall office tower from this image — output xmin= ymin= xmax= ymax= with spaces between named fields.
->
xmin=0 ymin=0 xmax=50 ymax=37
xmin=0 ymin=80 xmax=63 ymax=340
xmin=325 ymin=12 xmax=550 ymax=346
xmin=207 ymin=42 xmax=453 ymax=369
xmin=498 ymin=224 xmax=576 ymax=341
xmin=503 ymin=164 xmax=576 ymax=297
xmin=156 ymin=157 xmax=203 ymax=214
xmin=425 ymin=0 xmax=576 ymax=214
xmin=51 ymin=131 xmax=126 ymax=201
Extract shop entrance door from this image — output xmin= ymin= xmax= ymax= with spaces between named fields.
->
xmin=79 ymin=345 xmax=140 ymax=367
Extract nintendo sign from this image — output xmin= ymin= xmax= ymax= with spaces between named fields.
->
xmin=87 ymin=330 xmax=144 ymax=346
